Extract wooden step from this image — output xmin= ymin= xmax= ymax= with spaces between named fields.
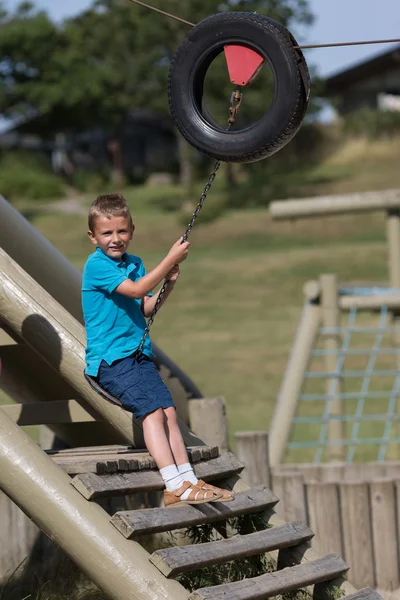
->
xmin=111 ymin=486 xmax=278 ymax=538
xmin=51 ymin=445 xmax=218 ymax=475
xmin=150 ymin=521 xmax=314 ymax=577
xmin=342 ymin=590 xmax=382 ymax=600
xmin=188 ymin=554 xmax=349 ymax=600
xmin=72 ymin=453 xmax=244 ymax=500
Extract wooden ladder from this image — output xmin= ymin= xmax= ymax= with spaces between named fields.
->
xmin=45 ymin=443 xmax=378 ymax=600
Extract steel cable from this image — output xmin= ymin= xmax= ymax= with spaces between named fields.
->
xmin=127 ymin=0 xmax=400 ymax=51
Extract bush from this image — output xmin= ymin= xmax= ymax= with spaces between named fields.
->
xmin=0 ymin=151 xmax=65 ymax=200
xmin=71 ymin=169 xmax=107 ymax=193
xmin=343 ymin=108 xmax=400 ymax=138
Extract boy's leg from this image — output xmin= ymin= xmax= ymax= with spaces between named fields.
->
xmin=142 ymin=408 xmax=219 ymax=504
xmin=163 ymin=407 xmax=235 ymax=502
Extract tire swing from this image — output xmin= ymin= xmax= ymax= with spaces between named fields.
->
xmin=168 ymin=12 xmax=311 ymax=163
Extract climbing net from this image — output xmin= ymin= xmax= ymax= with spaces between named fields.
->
xmin=287 ymin=288 xmax=400 ymax=464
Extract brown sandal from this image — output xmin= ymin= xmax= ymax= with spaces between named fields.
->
xmin=196 ymin=480 xmax=235 ymax=502
xmin=164 ymin=481 xmax=223 ymax=508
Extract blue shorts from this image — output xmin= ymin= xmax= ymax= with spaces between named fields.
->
xmin=96 ymin=353 xmax=175 ymax=420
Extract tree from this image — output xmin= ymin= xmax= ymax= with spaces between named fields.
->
xmin=0 ymin=0 xmax=314 ymax=187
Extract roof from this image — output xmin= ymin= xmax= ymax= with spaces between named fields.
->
xmin=325 ymin=44 xmax=400 ymax=94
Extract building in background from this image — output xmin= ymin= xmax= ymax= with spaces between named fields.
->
xmin=325 ymin=44 xmax=400 ymax=115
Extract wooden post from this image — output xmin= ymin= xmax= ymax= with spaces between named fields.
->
xmin=387 ymin=210 xmax=400 ymax=459
xmin=306 ymin=482 xmax=342 ymax=557
xmin=188 ymin=397 xmax=229 ymax=454
xmin=369 ymin=479 xmax=399 ymax=592
xmin=270 ymin=472 xmax=307 ymax=522
xmin=321 ymin=274 xmax=345 ymax=462
xmin=339 ymin=481 xmax=375 ymax=589
xmin=235 ymin=431 xmax=270 ymax=488
xmin=0 ymin=408 xmax=188 ymax=600
xmin=269 ymin=301 xmax=321 ymax=466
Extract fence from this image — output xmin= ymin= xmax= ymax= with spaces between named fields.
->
xmin=271 ymin=462 xmax=400 ymax=595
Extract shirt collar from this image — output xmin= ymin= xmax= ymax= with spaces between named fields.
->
xmin=96 ymin=247 xmax=139 ymax=267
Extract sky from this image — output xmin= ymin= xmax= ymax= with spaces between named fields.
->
xmin=4 ymin=0 xmax=400 ymax=77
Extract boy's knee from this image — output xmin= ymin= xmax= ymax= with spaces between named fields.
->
xmin=143 ymin=407 xmax=164 ymax=423
xmin=164 ymin=406 xmax=177 ymax=421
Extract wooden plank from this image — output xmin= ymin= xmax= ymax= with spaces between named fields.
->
xmin=1 ymin=399 xmax=101 ymax=425
xmin=111 ymin=486 xmax=278 ymax=538
xmin=72 ymin=453 xmax=244 ymax=500
xmin=150 ymin=521 xmax=314 ymax=577
xmin=52 ymin=446 xmax=219 ymax=474
xmin=49 ymin=445 xmax=217 ymax=461
xmin=342 ymin=588 xmax=383 ymax=600
xmin=369 ymin=479 xmax=399 ymax=591
xmin=235 ymin=431 xmax=270 ymax=488
xmin=339 ymin=482 xmax=375 ymax=589
xmin=281 ymin=472 xmax=307 ymax=523
xmin=306 ymin=482 xmax=342 ymax=557
xmin=188 ymin=554 xmax=349 ymax=600
xmin=270 ymin=472 xmax=306 ymax=522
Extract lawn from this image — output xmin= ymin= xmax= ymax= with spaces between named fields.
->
xmin=2 ymin=134 xmax=400 ymax=460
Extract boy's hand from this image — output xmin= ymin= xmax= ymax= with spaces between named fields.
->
xmin=167 ymin=238 xmax=190 ymax=264
xmin=166 ymin=265 xmax=180 ymax=283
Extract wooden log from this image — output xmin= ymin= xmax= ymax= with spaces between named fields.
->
xmin=150 ymin=521 xmax=314 ymax=577
xmin=111 ymin=486 xmax=278 ymax=538
xmin=235 ymin=431 xmax=270 ymax=488
xmin=188 ymin=554 xmax=349 ymax=600
xmin=188 ymin=398 xmax=229 ymax=454
xmin=269 ymin=189 xmax=400 ymax=220
xmin=72 ymin=453 xmax=244 ymax=500
xmin=369 ymin=479 xmax=399 ymax=591
xmin=1 ymin=399 xmax=101 ymax=426
xmin=306 ymin=482 xmax=343 ymax=557
xmin=269 ymin=301 xmax=321 ymax=466
xmin=0 ymin=406 xmax=188 ymax=600
xmin=339 ymin=482 xmax=375 ymax=588
xmin=321 ymin=274 xmax=345 ymax=461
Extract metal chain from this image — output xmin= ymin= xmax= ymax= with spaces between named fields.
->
xmin=135 ymin=91 xmax=242 ymax=356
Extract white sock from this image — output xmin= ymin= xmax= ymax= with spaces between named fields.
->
xmin=160 ymin=464 xmax=184 ymax=492
xmin=177 ymin=462 xmax=198 ymax=485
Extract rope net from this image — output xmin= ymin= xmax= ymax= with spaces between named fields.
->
xmin=286 ymin=288 xmax=400 ymax=464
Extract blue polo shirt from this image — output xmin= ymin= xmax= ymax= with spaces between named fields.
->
xmin=82 ymin=248 xmax=154 ymax=376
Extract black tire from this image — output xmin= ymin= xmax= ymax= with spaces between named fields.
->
xmin=168 ymin=12 xmax=311 ymax=163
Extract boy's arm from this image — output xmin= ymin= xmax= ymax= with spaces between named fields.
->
xmin=115 ymin=239 xmax=189 ymax=299
xmin=141 ymin=265 xmax=179 ymax=317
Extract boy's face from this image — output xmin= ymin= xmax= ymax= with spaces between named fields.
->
xmin=88 ymin=215 xmax=134 ymax=260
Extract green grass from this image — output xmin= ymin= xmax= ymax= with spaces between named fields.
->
xmin=3 ymin=135 xmax=400 ymax=461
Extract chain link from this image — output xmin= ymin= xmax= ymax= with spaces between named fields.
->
xmin=135 ymin=90 xmax=242 ymax=356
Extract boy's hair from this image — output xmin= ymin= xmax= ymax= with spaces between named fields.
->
xmin=88 ymin=193 xmax=133 ymax=232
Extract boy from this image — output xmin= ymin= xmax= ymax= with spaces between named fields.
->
xmin=82 ymin=193 xmax=233 ymax=507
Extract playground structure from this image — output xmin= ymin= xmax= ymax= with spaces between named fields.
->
xmin=268 ymin=188 xmax=400 ymax=597
xmin=0 ymin=194 xmax=370 ymax=600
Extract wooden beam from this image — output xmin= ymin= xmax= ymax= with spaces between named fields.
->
xmin=188 ymin=554 xmax=349 ymax=600
xmin=1 ymin=400 xmax=102 ymax=426
xmin=111 ymin=486 xmax=279 ymax=538
xmin=150 ymin=521 xmax=314 ymax=577
xmin=270 ymin=189 xmax=400 ymax=220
